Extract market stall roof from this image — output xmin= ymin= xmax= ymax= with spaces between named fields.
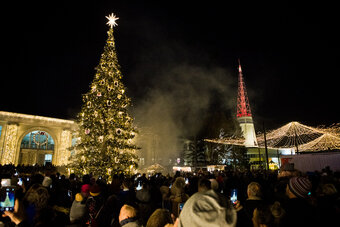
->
xmin=141 ymin=163 xmax=167 ymax=174
xmin=147 ymin=163 xmax=165 ymax=170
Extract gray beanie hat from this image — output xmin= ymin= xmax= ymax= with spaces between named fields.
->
xmin=178 ymin=189 xmax=237 ymax=227
xmin=288 ymin=176 xmax=312 ymax=198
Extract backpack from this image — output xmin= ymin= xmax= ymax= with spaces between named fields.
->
xmin=86 ymin=196 xmax=104 ymax=227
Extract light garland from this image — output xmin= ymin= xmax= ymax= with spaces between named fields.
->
xmin=205 ymin=137 xmax=244 ymax=146
xmin=205 ymin=121 xmax=340 ymax=152
xmin=58 ymin=130 xmax=72 ymax=165
xmin=298 ymin=133 xmax=340 ymax=151
xmin=32 ymin=131 xmax=48 ymax=146
xmin=1 ymin=124 xmax=18 ymax=165
xmin=317 ymin=123 xmax=340 ymax=136
xmin=0 ymin=111 xmax=75 ymax=125
xmin=256 ymin=121 xmax=324 ymax=148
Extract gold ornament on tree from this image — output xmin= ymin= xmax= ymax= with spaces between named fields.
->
xmin=91 ymin=85 xmax=97 ymax=92
xmin=116 ymin=128 xmax=122 ymax=135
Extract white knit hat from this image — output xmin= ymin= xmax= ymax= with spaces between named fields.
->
xmin=178 ymin=190 xmax=237 ymax=227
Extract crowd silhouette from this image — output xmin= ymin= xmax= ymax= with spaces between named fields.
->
xmin=0 ymin=164 xmax=339 ymax=227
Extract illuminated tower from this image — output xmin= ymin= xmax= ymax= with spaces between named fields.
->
xmin=237 ymin=60 xmax=258 ymax=147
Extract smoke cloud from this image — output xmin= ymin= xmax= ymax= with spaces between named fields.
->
xmin=130 ymin=63 xmax=237 ymax=166
xmin=121 ymin=18 xmax=242 ymax=166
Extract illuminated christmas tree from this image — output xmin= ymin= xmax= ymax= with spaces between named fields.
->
xmin=68 ymin=13 xmax=139 ymax=179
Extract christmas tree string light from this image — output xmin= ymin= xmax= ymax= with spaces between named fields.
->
xmin=68 ymin=13 xmax=139 ymax=179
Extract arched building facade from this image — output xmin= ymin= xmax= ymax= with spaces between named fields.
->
xmin=0 ymin=111 xmax=77 ymax=166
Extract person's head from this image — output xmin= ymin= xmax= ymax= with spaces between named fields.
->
xmin=75 ymin=193 xmax=84 ymax=202
xmin=122 ymin=178 xmax=131 ymax=190
xmin=278 ymin=163 xmax=295 ymax=178
xmin=270 ymin=201 xmax=285 ymax=224
xmin=42 ymin=176 xmax=52 ymax=188
xmin=198 ymin=178 xmax=211 ymax=193
xmin=286 ymin=176 xmax=312 ymax=199
xmin=146 ymin=208 xmax=173 ymax=227
xmin=281 ymin=163 xmax=294 ymax=172
xmin=174 ymin=177 xmax=185 ymax=190
xmin=24 ymin=183 xmax=50 ymax=209
xmin=89 ymin=184 xmax=101 ymax=197
xmin=252 ymin=204 xmax=274 ymax=227
xmin=170 ymin=177 xmax=186 ymax=197
xmin=119 ymin=204 xmax=137 ymax=223
xmin=247 ymin=182 xmax=262 ymax=198
xmin=209 ymin=179 xmax=219 ymax=191
xmin=69 ymin=173 xmax=75 ymax=180
xmin=321 ymin=183 xmax=337 ymax=196
xmin=81 ymin=184 xmax=91 ymax=198
xmin=178 ymin=190 xmax=236 ymax=227
xmin=82 ymin=174 xmax=91 ymax=184
xmin=30 ymin=173 xmax=44 ymax=185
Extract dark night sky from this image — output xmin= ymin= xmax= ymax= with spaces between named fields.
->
xmin=1 ymin=1 xmax=339 ymax=132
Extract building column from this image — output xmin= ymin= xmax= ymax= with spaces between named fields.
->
xmin=1 ymin=124 xmax=19 ymax=165
xmin=55 ymin=129 xmax=72 ymax=166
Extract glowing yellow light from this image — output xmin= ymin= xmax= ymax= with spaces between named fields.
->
xmin=205 ymin=121 xmax=340 ymax=152
xmin=299 ymin=133 xmax=340 ymax=151
xmin=256 ymin=122 xmax=327 ymax=149
xmin=106 ymin=13 xmax=119 ymax=28
xmin=0 ymin=111 xmax=75 ymax=125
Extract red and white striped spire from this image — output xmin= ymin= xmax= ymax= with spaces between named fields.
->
xmin=237 ymin=59 xmax=252 ymax=118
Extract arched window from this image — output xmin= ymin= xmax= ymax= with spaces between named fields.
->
xmin=21 ymin=130 xmax=54 ymax=150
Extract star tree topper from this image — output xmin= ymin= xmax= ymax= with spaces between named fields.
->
xmin=106 ymin=13 xmax=119 ymax=28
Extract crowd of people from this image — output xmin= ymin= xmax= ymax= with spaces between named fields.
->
xmin=0 ymin=163 xmax=339 ymax=227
